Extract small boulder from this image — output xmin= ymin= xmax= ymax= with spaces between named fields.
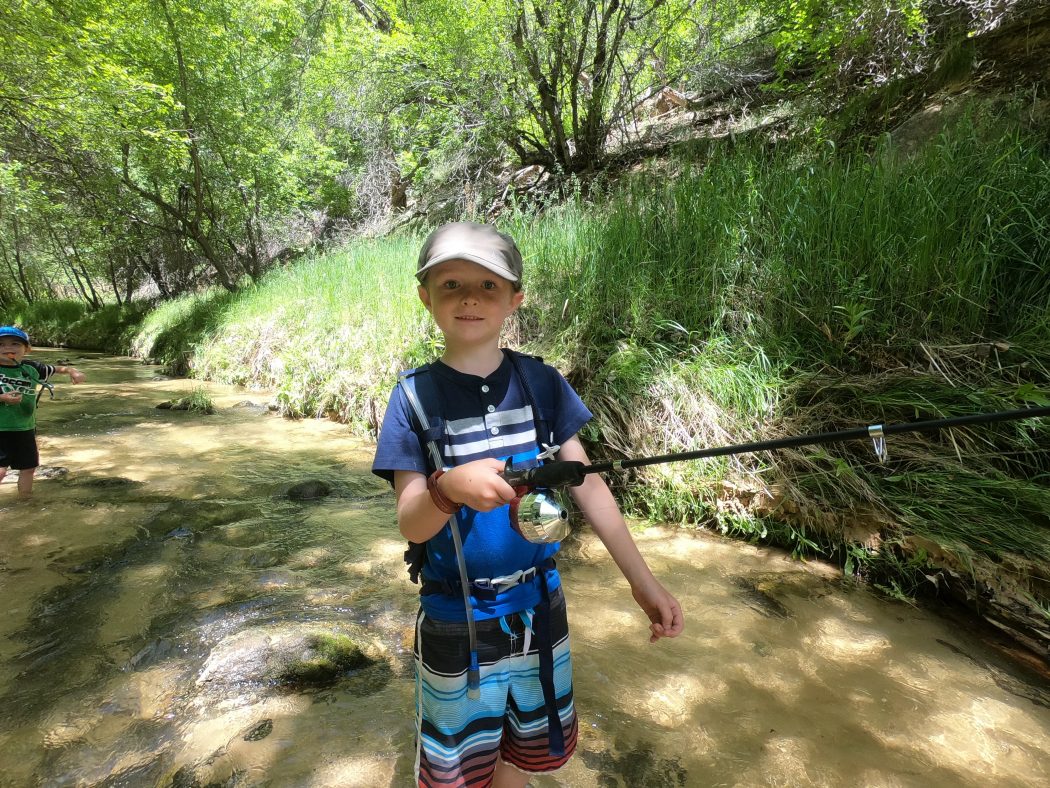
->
xmin=287 ymin=480 xmax=332 ymax=501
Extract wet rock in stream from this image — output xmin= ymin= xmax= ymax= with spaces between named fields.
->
xmin=143 ymin=501 xmax=260 ymax=537
xmin=731 ymin=576 xmax=792 ymax=619
xmin=285 ymin=479 xmax=332 ymax=501
xmin=155 ymin=398 xmax=216 ymax=415
xmin=730 ymin=570 xmax=841 ymax=620
xmin=241 ymin=718 xmax=273 ymax=742
xmin=69 ymin=475 xmax=143 ymax=490
xmin=936 ymin=638 xmax=1050 ymax=708
xmin=34 ymin=465 xmax=68 ymax=480
xmin=582 ymin=740 xmax=688 ymax=787
xmin=196 ymin=623 xmax=385 ymax=692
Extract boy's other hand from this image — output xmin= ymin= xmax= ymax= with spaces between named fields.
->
xmin=0 ymin=391 xmax=23 ymax=404
xmin=69 ymin=368 xmax=86 ymax=384
xmin=631 ymin=578 xmax=685 ymax=644
xmin=440 ymin=459 xmax=517 ymax=512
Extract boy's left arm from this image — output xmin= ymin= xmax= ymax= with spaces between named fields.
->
xmin=24 ymin=359 xmax=85 ymax=384
xmin=558 ymin=435 xmax=684 ymax=643
xmin=56 ymin=364 xmax=85 ymax=384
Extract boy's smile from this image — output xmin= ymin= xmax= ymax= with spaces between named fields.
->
xmin=418 ymin=259 xmax=524 ymax=351
xmin=0 ymin=338 xmax=27 ymax=366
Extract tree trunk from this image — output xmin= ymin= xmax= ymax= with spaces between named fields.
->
xmin=8 ymin=216 xmax=34 ymax=303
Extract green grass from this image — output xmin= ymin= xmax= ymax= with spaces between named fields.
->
xmin=0 ymin=300 xmax=149 ymax=351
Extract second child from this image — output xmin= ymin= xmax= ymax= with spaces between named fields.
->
xmin=0 ymin=326 xmax=85 ymax=496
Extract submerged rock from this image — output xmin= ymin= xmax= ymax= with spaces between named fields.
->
xmin=731 ymin=576 xmax=792 ymax=619
xmin=197 ymin=624 xmax=381 ymax=691
xmin=241 ymin=718 xmax=274 ymax=742
xmin=286 ymin=480 xmax=332 ymax=501
xmin=165 ymin=526 xmax=196 ymax=540
xmin=35 ymin=465 xmax=69 ymax=480
xmin=144 ymin=501 xmax=259 ymax=537
xmin=581 ymin=741 xmax=688 ymax=787
xmin=276 ymin=632 xmax=374 ymax=688
xmin=71 ymin=476 xmax=142 ymax=490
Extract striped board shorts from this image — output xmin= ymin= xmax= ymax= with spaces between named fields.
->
xmin=413 ymin=586 xmax=578 ymax=787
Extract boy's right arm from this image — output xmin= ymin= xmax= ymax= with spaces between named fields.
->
xmin=393 ymin=459 xmax=517 ymax=543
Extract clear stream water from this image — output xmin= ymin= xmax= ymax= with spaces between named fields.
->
xmin=0 ymin=351 xmax=1048 ymax=787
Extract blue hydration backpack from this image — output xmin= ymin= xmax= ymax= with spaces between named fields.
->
xmin=396 ymin=349 xmax=559 ymax=583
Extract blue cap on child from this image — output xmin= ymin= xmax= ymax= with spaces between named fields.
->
xmin=0 ymin=326 xmax=30 ymax=345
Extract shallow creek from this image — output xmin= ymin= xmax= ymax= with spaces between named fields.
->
xmin=0 ymin=351 xmax=1048 ymax=787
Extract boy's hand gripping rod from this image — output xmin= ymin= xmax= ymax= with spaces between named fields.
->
xmin=502 ymin=405 xmax=1050 ymax=493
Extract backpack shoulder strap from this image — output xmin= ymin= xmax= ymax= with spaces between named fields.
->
xmin=397 ymin=365 xmax=446 ymax=585
xmin=397 ymin=365 xmax=445 ymax=473
xmin=505 ymin=349 xmax=558 ymax=460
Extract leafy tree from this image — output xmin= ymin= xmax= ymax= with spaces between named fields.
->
xmin=1 ymin=0 xmax=348 ymax=300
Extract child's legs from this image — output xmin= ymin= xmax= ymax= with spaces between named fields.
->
xmin=500 ymin=589 xmax=577 ymax=774
xmin=414 ymin=610 xmax=512 ymax=787
xmin=0 ymin=433 xmax=10 ymax=483
xmin=16 ymin=466 xmax=35 ymax=495
xmin=413 ymin=592 xmax=578 ymax=788
xmin=0 ymin=430 xmax=39 ymax=495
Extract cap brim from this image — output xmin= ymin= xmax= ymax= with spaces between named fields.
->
xmin=416 ymin=252 xmax=519 ymax=282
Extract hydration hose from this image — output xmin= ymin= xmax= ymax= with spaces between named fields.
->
xmin=398 ymin=373 xmax=482 ymax=699
xmin=448 ymin=516 xmax=482 ymax=698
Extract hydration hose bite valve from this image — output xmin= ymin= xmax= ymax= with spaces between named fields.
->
xmin=467 ymin=654 xmax=481 ymax=700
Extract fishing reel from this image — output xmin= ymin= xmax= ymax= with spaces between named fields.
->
xmin=509 ymin=487 xmax=572 ymax=544
xmin=502 ymin=458 xmax=586 ymax=544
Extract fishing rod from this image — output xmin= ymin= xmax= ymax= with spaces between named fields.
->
xmin=501 ymin=405 xmax=1050 ymax=543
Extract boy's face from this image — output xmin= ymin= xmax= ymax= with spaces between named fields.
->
xmin=418 ymin=258 xmax=524 ymax=349
xmin=0 ymin=337 xmax=28 ymax=365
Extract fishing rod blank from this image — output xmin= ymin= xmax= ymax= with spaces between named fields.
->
xmin=503 ymin=405 xmax=1050 ymax=491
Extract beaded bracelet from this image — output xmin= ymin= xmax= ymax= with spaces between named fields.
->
xmin=427 ymin=470 xmax=462 ymax=515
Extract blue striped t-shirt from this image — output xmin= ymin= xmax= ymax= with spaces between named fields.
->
xmin=372 ymin=350 xmax=591 ymax=620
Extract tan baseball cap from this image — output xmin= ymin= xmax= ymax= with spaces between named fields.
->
xmin=416 ymin=222 xmax=523 ymax=284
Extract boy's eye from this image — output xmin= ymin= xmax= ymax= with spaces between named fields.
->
xmin=481 ymin=281 xmax=497 ymax=290
xmin=441 ymin=280 xmax=459 ymax=290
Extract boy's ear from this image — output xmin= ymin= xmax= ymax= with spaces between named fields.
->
xmin=417 ymin=284 xmax=432 ymax=311
xmin=510 ymin=290 xmax=525 ymax=311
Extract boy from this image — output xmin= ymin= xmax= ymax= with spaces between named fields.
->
xmin=372 ymin=222 xmax=684 ymax=788
xmin=0 ymin=326 xmax=85 ymax=496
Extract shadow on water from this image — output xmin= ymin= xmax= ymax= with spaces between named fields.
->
xmin=0 ymin=352 xmax=1048 ymax=787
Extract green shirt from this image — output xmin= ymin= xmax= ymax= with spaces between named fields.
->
xmin=0 ymin=362 xmax=41 ymax=431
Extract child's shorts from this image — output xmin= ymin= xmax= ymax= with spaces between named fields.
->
xmin=0 ymin=429 xmax=38 ymax=470
xmin=413 ymin=586 xmax=577 ymax=787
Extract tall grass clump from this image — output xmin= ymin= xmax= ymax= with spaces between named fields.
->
xmin=191 ymin=235 xmax=431 ymax=429
xmin=517 ymin=116 xmax=1050 ymax=371
xmin=508 ymin=112 xmax=1050 ymax=594
xmin=129 ymin=288 xmax=239 ymax=373
xmin=1 ymin=299 xmax=150 ymax=351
